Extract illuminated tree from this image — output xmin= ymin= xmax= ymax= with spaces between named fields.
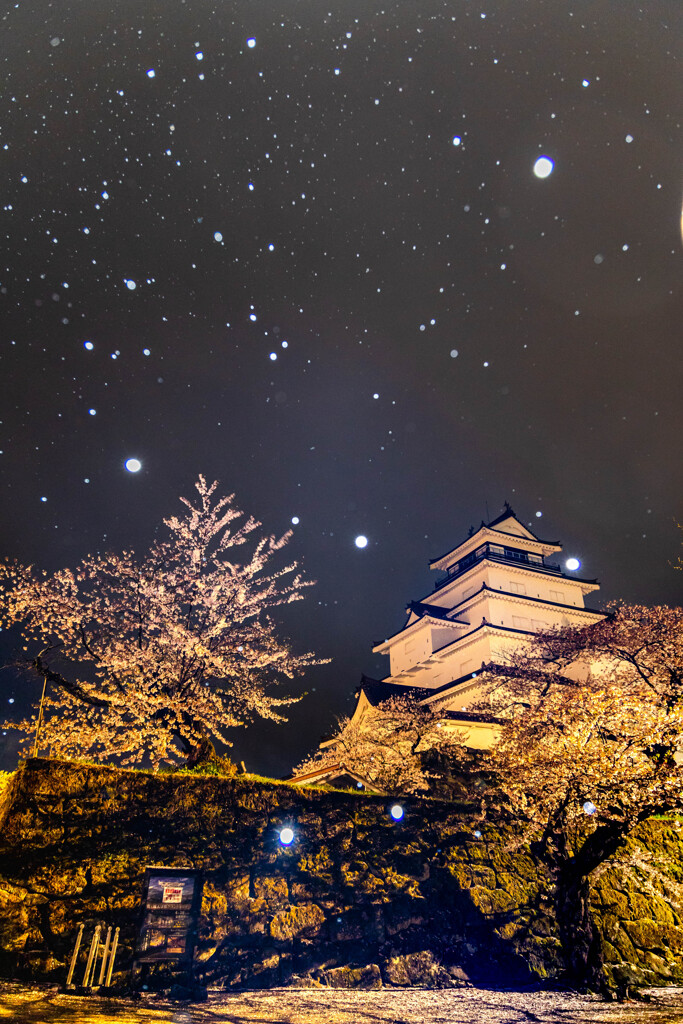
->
xmin=0 ymin=476 xmax=323 ymax=768
xmin=294 ymin=694 xmax=465 ymax=794
xmin=477 ymin=603 xmax=683 ymax=988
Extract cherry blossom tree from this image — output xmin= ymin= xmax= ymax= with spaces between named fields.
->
xmin=476 ymin=603 xmax=683 ymax=989
xmin=0 ymin=476 xmax=324 ymax=768
xmin=294 ymin=694 xmax=465 ymax=794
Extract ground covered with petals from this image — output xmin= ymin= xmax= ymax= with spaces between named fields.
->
xmin=3 ymin=986 xmax=683 ymax=1024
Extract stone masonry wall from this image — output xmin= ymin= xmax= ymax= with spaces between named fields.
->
xmin=0 ymin=759 xmax=682 ymax=992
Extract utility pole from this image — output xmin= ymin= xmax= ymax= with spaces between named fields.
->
xmin=32 ymin=675 xmax=48 ymax=758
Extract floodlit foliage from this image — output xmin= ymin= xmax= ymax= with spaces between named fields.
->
xmin=479 ymin=604 xmax=683 ymax=849
xmin=0 ymin=476 xmax=323 ymax=768
xmin=295 ymin=694 xmax=465 ymax=793
xmin=473 ymin=603 xmax=683 ymax=987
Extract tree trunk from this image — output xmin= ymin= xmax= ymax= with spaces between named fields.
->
xmin=554 ymin=857 xmax=605 ymax=991
xmin=551 ymin=821 xmax=640 ymax=993
xmin=183 ymin=733 xmax=218 ymax=769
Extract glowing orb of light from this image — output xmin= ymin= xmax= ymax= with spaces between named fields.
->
xmin=214 ymin=231 xmax=223 ymax=242
xmin=583 ymin=801 xmax=597 ymax=815
xmin=474 ymin=830 xmax=482 ymax=838
xmin=279 ymin=827 xmax=294 ymax=845
xmin=450 ymin=349 xmax=458 ymax=358
xmin=291 ymin=516 xmax=300 ymax=525
xmin=452 ymin=135 xmax=461 ymax=146
xmin=84 ymin=341 xmax=94 ymax=350
xmin=125 ymin=279 xmax=136 ymax=290
xmin=565 ymin=557 xmax=581 ymax=571
xmin=389 ymin=804 xmax=404 ymax=821
xmin=269 ymin=352 xmax=277 ymax=361
xmin=354 ymin=535 xmax=368 ymax=549
xmin=533 ymin=156 xmax=554 ymax=179
xmin=246 ymin=37 xmax=256 ymax=48
xmin=125 ymin=458 xmax=142 ymax=473
xmin=146 ymin=69 xmax=155 ymax=78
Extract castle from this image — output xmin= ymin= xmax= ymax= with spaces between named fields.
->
xmin=290 ymin=505 xmax=603 ymax=787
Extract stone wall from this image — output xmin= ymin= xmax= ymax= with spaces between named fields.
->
xmin=0 ymin=759 xmax=682 ymax=992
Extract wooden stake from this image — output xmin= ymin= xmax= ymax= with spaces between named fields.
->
xmin=82 ymin=925 xmax=100 ymax=988
xmin=65 ymin=923 xmax=84 ymax=988
xmin=104 ymin=927 xmax=120 ymax=988
xmin=97 ymin=927 xmax=112 ymax=986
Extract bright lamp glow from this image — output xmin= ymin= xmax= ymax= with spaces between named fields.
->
xmin=565 ymin=557 xmax=581 ymax=571
xmin=583 ymin=801 xmax=597 ymax=815
xmin=279 ymin=827 xmax=294 ymax=845
xmin=389 ymin=804 xmax=404 ymax=821
xmin=355 ymin=535 xmax=368 ymax=548
xmin=533 ymin=156 xmax=554 ymax=178
xmin=124 ymin=459 xmax=142 ymax=473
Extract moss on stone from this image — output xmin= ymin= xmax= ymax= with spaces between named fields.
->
xmin=269 ymin=903 xmax=326 ymax=941
xmin=2 ymin=758 xmax=683 ymax=993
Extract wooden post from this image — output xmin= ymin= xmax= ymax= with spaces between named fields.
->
xmin=104 ymin=927 xmax=120 ymax=988
xmin=65 ymin=924 xmax=84 ymax=988
xmin=97 ymin=927 xmax=112 ymax=986
xmin=82 ymin=925 xmax=100 ymax=988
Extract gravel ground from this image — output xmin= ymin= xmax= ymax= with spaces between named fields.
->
xmin=3 ymin=986 xmax=683 ymax=1024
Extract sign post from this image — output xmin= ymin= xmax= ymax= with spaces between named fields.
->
xmin=134 ymin=866 xmax=203 ymax=989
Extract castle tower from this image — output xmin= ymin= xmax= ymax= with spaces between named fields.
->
xmin=355 ymin=505 xmax=603 ymax=747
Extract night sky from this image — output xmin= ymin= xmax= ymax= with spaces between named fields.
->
xmin=1 ymin=0 xmax=682 ymax=777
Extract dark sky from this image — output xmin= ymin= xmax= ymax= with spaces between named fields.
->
xmin=1 ymin=0 xmax=682 ymax=777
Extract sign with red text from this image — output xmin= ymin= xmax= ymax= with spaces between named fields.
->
xmin=136 ymin=867 xmax=203 ymax=962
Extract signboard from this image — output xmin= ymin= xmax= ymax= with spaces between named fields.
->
xmin=136 ymin=867 xmax=203 ymax=963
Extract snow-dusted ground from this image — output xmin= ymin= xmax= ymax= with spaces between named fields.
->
xmin=3 ymin=987 xmax=683 ymax=1024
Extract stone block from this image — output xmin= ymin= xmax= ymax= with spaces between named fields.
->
xmin=322 ymin=963 xmax=382 ymax=988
